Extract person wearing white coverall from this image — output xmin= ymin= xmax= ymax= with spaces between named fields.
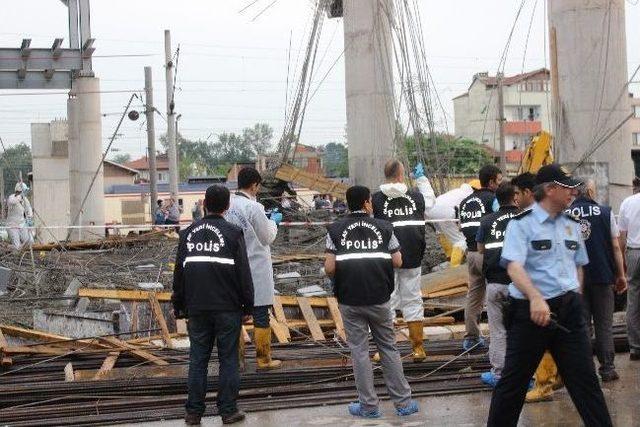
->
xmin=372 ymin=160 xmax=435 ymax=362
xmin=6 ymin=182 xmax=33 ymax=249
xmin=425 ymin=183 xmax=473 ymax=266
xmin=224 ymin=167 xmax=283 ymax=370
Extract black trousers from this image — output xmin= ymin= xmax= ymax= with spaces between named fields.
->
xmin=487 ymin=291 xmax=612 ymax=427
xmin=186 ymin=311 xmax=242 ymax=417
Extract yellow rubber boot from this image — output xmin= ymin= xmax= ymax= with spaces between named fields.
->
xmin=526 ymin=351 xmax=557 ymax=403
xmin=437 ymin=234 xmax=453 ymax=258
xmin=254 ymin=327 xmax=282 ymax=370
xmin=408 ymin=321 xmax=427 ymax=362
xmin=450 ymin=246 xmax=465 ymax=267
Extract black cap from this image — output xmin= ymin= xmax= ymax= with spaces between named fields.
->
xmin=535 ymin=164 xmax=582 ymax=188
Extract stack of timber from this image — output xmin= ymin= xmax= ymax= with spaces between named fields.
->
xmin=275 ymin=163 xmax=348 ymax=200
xmin=29 ymin=228 xmax=177 ymax=252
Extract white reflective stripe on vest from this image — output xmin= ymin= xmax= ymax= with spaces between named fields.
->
xmin=335 ymin=252 xmax=392 ymax=261
xmin=460 ymin=221 xmax=481 ymax=228
xmin=484 ymin=242 xmax=504 ymax=249
xmin=183 ymin=256 xmax=235 ymax=267
xmin=392 ymin=220 xmax=426 ymax=227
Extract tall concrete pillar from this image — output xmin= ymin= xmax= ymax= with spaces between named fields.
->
xmin=68 ymin=77 xmax=105 ymax=240
xmin=549 ymin=0 xmax=633 ymax=208
xmin=31 ymin=120 xmax=70 ymax=243
xmin=343 ymin=0 xmax=395 ymax=189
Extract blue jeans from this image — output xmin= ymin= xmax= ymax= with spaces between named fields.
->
xmin=253 ymin=305 xmax=271 ymax=328
xmin=186 ymin=311 xmax=241 ymax=417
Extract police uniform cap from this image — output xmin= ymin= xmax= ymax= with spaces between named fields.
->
xmin=535 ymin=164 xmax=582 ymax=189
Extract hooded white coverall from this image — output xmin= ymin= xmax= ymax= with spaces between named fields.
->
xmin=379 ymin=177 xmax=436 ymax=322
xmin=425 ymin=183 xmax=472 ymax=259
xmin=6 ymin=192 xmax=33 ymax=249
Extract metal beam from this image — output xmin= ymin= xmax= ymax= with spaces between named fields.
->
xmin=0 ymin=70 xmax=72 ymax=89
xmin=0 ymin=48 xmax=84 ymax=70
xmin=67 ymin=0 xmax=80 ymax=49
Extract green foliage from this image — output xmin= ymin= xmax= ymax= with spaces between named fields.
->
xmin=402 ymin=134 xmax=493 ymax=175
xmin=0 ymin=143 xmax=32 ymax=197
xmin=323 ymin=142 xmax=349 ymax=177
xmin=109 ymin=153 xmax=131 ymax=165
xmin=159 ymin=123 xmax=274 ymax=180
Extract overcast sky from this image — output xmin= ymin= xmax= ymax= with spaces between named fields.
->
xmin=1 ymin=0 xmax=639 ymax=159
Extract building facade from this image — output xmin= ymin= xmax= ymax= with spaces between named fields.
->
xmin=453 ymin=68 xmax=551 ymax=152
xmin=631 ymin=94 xmax=640 ymax=177
xmin=125 ymin=154 xmax=170 ymax=184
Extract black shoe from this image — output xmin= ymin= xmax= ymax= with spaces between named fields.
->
xmin=184 ymin=412 xmax=202 ymax=425
xmin=600 ymin=370 xmax=620 ymax=382
xmin=222 ymin=410 xmax=246 ymax=424
xmin=631 ymin=352 xmax=640 ymax=361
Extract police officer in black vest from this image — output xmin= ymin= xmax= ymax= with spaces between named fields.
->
xmin=172 ymin=185 xmax=255 ymax=425
xmin=568 ymin=178 xmax=627 ymax=381
xmin=459 ymin=164 xmax=502 ymax=350
xmin=476 ymin=182 xmax=519 ymax=387
xmin=324 ymin=185 xmax=419 ymax=418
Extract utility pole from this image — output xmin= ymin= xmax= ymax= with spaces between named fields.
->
xmin=164 ymin=29 xmax=179 ymax=201
xmin=144 ymin=66 xmax=158 ymax=218
xmin=497 ymin=73 xmax=507 ymax=172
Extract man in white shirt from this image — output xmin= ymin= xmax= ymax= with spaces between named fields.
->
xmin=618 ymin=182 xmax=640 ymax=361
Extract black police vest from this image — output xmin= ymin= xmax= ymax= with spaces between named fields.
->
xmin=372 ymin=189 xmax=426 ymax=269
xmin=567 ymin=197 xmax=615 ymax=286
xmin=459 ymin=188 xmax=496 ymax=251
xmin=327 ymin=213 xmax=395 ymax=306
xmin=480 ymin=206 xmax=519 ymax=284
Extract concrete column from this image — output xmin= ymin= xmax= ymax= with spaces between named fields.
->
xmin=343 ymin=0 xmax=395 ymax=189
xmin=549 ymin=0 xmax=633 ymax=208
xmin=31 ymin=121 xmax=70 ymax=243
xmin=68 ymin=77 xmax=105 ymax=240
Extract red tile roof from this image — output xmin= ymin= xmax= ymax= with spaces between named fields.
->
xmin=125 ymin=154 xmax=169 ymax=171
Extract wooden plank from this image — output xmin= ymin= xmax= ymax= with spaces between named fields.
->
xmin=0 ymin=328 xmax=13 ymax=366
xmin=176 ymin=319 xmax=187 ymax=335
xmin=271 ymin=296 xmax=291 ymax=341
xmin=99 ymin=336 xmax=169 ymax=366
xmin=148 ymin=293 xmax=173 ymax=348
xmin=269 ymin=316 xmax=289 ymax=343
xmin=93 ymin=351 xmax=120 ymax=380
xmin=78 ymin=288 xmax=172 ymax=302
xmin=296 ymin=297 xmax=325 ymax=341
xmin=420 ymin=265 xmax=469 ymax=294
xmin=326 ymin=297 xmax=346 ymax=341
xmin=426 ymin=286 xmax=468 ymax=299
xmin=277 ymin=295 xmax=329 ymax=308
xmin=127 ymin=333 xmax=182 ymax=345
xmin=2 ymin=345 xmax=71 ymax=356
xmin=0 ymin=325 xmax=108 ymax=349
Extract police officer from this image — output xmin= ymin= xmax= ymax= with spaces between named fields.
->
xmin=487 ymin=164 xmax=612 ymax=427
xmin=325 ymin=185 xmax=419 ymax=418
xmin=172 ymin=185 xmax=254 ymax=425
xmin=475 ymin=182 xmax=519 ymax=387
xmin=459 ymin=164 xmax=502 ymax=350
xmin=372 ymin=159 xmax=435 ymax=362
xmin=568 ymin=179 xmax=627 ymax=381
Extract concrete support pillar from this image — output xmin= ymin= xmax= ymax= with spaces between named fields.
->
xmin=68 ymin=77 xmax=104 ymax=240
xmin=549 ymin=0 xmax=633 ymax=208
xmin=343 ymin=0 xmax=395 ymax=189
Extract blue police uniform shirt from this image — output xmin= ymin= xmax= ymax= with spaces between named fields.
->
xmin=500 ymin=202 xmax=589 ymax=300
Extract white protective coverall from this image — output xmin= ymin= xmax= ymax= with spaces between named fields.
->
xmin=425 ymin=183 xmax=472 ymax=263
xmin=224 ymin=191 xmax=278 ymax=307
xmin=6 ymin=188 xmax=33 ymax=249
xmin=379 ymin=176 xmax=436 ymax=322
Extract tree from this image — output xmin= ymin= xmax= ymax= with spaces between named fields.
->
xmin=109 ymin=153 xmax=131 ymax=164
xmin=323 ymin=142 xmax=349 ymax=177
xmin=402 ymin=134 xmax=493 ymax=176
xmin=158 ymin=123 xmax=275 ymax=180
xmin=0 ymin=143 xmax=32 ymax=198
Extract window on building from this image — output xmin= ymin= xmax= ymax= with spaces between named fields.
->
xmin=633 ymin=133 xmax=640 ymax=147
xmin=634 ymin=105 xmax=640 ymax=118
